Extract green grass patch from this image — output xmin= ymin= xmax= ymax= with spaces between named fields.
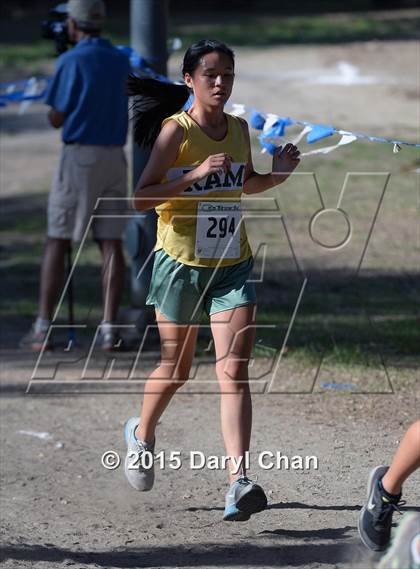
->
xmin=255 ymin=310 xmax=419 ymax=362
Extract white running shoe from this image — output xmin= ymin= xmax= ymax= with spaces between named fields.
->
xmin=124 ymin=417 xmax=155 ymax=491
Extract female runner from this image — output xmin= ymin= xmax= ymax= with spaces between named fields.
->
xmin=125 ymin=39 xmax=300 ymax=521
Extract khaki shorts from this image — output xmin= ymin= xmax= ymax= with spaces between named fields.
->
xmin=48 ymin=144 xmax=128 ymax=241
xmin=146 ymin=249 xmax=257 ymax=324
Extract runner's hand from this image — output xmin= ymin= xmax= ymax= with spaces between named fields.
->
xmin=193 ymin=153 xmax=232 ymax=181
xmin=272 ymin=144 xmax=300 ymax=178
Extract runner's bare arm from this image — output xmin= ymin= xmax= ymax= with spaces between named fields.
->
xmin=238 ymin=118 xmax=300 ymax=194
xmin=133 ymin=120 xmax=232 ymax=211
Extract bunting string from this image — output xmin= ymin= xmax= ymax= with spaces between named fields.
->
xmin=1 ymin=45 xmax=419 ymax=155
xmin=229 ymin=104 xmax=420 ymax=155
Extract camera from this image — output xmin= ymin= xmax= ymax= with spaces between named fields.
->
xmin=41 ymin=3 xmax=70 ymax=55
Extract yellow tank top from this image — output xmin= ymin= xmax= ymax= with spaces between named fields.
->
xmin=155 ymin=110 xmax=252 ymax=267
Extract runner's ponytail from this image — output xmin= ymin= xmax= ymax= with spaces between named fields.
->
xmin=127 ymin=76 xmax=190 ymax=147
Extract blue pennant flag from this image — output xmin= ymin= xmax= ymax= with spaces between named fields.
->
xmin=117 ymin=45 xmax=148 ymax=71
xmin=264 ymin=117 xmax=293 ymax=138
xmin=259 ymin=138 xmax=277 ymax=155
xmin=0 ymin=90 xmax=25 ymax=102
xmin=249 ymin=111 xmax=266 ymax=130
xmin=307 ymin=124 xmax=334 ymax=144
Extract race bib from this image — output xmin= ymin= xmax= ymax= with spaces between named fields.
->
xmin=195 ymin=201 xmax=241 ymax=259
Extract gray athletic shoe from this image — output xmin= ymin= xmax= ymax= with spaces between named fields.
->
xmin=358 ymin=465 xmax=403 ymax=552
xmin=223 ymin=476 xmax=268 ymax=522
xmin=124 ymin=417 xmax=155 ymax=491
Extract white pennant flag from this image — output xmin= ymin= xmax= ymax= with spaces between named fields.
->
xmin=19 ymin=77 xmax=39 ymax=115
xmin=262 ymin=113 xmax=280 ymax=134
xmin=300 ymin=134 xmax=357 ymax=156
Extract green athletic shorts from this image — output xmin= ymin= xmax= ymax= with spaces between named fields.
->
xmin=146 ymin=249 xmax=257 ymax=324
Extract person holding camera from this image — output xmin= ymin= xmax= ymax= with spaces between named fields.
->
xmin=21 ymin=0 xmax=130 ymax=351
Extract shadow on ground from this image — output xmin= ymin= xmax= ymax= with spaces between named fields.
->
xmin=0 ymin=540 xmax=367 ymax=568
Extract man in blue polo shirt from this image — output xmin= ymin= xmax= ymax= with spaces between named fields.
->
xmin=22 ymin=0 xmax=130 ymax=351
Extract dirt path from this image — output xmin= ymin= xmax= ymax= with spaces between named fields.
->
xmin=1 ymin=372 xmax=419 ymax=569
